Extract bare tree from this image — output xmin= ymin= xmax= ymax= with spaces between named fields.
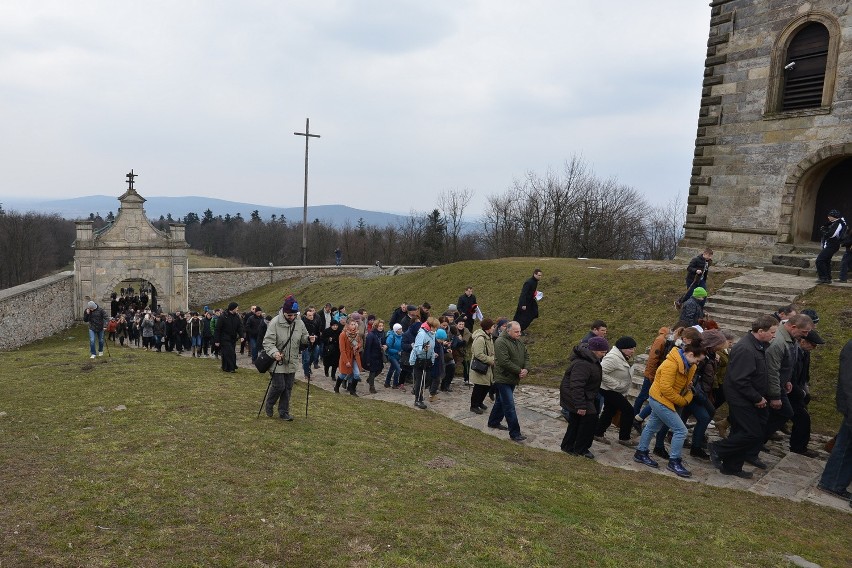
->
xmin=438 ymin=188 xmax=473 ymax=262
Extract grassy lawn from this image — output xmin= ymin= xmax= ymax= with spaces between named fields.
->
xmin=1 ymin=330 xmax=850 ymax=567
xmin=217 ymin=258 xmax=852 ymax=434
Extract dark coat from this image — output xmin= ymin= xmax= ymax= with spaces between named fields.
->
xmin=322 ymin=326 xmax=341 ymax=365
xmin=560 ymin=345 xmax=602 ymax=413
xmin=363 ymin=329 xmax=385 ymax=373
xmin=686 ymin=254 xmax=710 ymax=286
xmin=245 ymin=313 xmax=264 ymax=339
xmin=83 ymin=305 xmax=108 ymax=331
xmin=457 ymin=293 xmax=477 ymax=328
xmin=214 ymin=310 xmax=244 ymax=344
xmin=679 ymin=297 xmax=705 ymax=327
xmin=513 ymin=276 xmax=539 ymax=328
xmin=723 ymin=333 xmax=769 ymax=407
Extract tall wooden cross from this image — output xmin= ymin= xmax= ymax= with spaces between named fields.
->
xmin=294 ymin=118 xmax=321 ymax=266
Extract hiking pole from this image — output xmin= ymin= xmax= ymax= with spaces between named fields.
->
xmin=305 ymin=372 xmax=311 ymax=418
xmin=257 ymin=374 xmax=273 ymax=418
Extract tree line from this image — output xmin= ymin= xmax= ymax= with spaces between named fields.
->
xmin=0 ymin=155 xmax=684 ymax=289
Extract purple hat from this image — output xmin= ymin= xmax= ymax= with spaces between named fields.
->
xmin=588 ymin=337 xmax=610 ymax=351
xmin=281 ymin=295 xmax=299 ymax=314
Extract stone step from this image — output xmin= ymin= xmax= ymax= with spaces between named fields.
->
xmin=711 ymin=288 xmax=798 ymax=303
xmin=723 ymin=280 xmax=811 ymax=297
xmin=705 ymin=302 xmax=772 ymax=319
xmin=771 ymin=253 xmax=844 ymax=270
xmin=707 ymin=292 xmax=796 ymax=310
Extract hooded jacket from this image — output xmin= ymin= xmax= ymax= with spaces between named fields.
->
xmin=650 ymin=348 xmax=696 ymax=411
xmin=560 ymin=345 xmax=602 ymax=413
xmin=600 ymin=346 xmax=632 ymax=395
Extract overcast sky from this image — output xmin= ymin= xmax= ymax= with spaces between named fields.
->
xmin=0 ymin=1 xmax=709 ymax=216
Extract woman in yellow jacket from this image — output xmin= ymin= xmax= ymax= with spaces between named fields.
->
xmin=633 ymin=341 xmax=706 ymax=478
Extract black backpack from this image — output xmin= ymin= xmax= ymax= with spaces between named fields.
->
xmin=840 ymin=222 xmax=852 ymax=246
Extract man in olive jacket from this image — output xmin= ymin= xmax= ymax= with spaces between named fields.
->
xmin=262 ymin=295 xmax=312 ymax=421
xmin=486 ymin=321 xmax=529 ymax=442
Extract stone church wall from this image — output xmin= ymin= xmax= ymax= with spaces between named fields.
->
xmin=678 ymin=0 xmax=852 ymax=264
xmin=0 ymin=271 xmax=76 ymax=350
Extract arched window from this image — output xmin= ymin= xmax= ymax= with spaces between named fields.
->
xmin=782 ymin=23 xmax=829 ymax=111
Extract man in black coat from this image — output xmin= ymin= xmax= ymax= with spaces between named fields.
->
xmin=560 ymin=337 xmax=610 ymax=459
xmin=513 ymin=269 xmax=541 ymax=333
xmin=214 ymin=302 xmax=244 ymax=372
xmin=677 ymin=248 xmax=713 ymax=307
xmin=710 ymin=315 xmax=778 ymax=478
xmin=456 ymin=286 xmax=477 ymax=331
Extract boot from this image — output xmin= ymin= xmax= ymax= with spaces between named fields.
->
xmin=349 ymin=381 xmax=359 ymax=397
xmin=368 ymin=379 xmax=377 ymax=394
xmin=334 ymin=379 xmax=342 ymax=393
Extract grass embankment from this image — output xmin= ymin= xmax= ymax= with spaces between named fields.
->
xmin=188 ymin=250 xmax=244 ymax=269
xmin=0 ymin=331 xmax=850 ymax=567
xmin=221 ymin=258 xmax=851 ymax=434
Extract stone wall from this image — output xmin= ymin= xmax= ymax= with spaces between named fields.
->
xmin=678 ymin=0 xmax=852 ymax=264
xmin=0 ymin=271 xmax=76 ymax=351
xmin=189 ymin=265 xmax=421 ymax=307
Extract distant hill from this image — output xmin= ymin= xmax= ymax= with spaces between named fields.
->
xmin=0 ymin=195 xmax=411 ymax=228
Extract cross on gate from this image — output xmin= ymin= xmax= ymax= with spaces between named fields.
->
xmin=126 ymin=170 xmax=138 ymax=191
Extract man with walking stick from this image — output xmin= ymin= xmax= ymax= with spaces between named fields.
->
xmin=262 ymin=295 xmax=312 ymax=421
xmin=675 ymin=248 xmax=713 ymax=309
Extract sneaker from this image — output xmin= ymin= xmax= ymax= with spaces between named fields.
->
xmin=593 ymin=435 xmax=611 ymax=445
xmin=488 ymin=423 xmax=509 ymax=431
xmin=720 ymin=467 xmax=753 ymax=479
xmin=652 ymin=446 xmax=670 ymax=460
xmin=414 ymin=401 xmax=427 ymax=410
xmin=511 ymin=435 xmax=527 ymax=443
xmin=98 ymin=352 xmax=103 ymax=357
xmin=281 ymin=414 xmax=294 ymax=422
xmin=667 ymin=458 xmax=692 ymax=478
xmin=816 ymin=485 xmax=852 ymax=500
xmin=470 ymin=406 xmax=484 ymax=415
xmin=90 ymin=354 xmax=97 ymax=359
xmin=633 ymin=450 xmax=659 ymax=469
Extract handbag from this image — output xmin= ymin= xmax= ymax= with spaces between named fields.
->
xmin=254 ymin=349 xmax=276 ymax=373
xmin=471 ymin=357 xmax=489 ymax=374
xmin=470 ymin=336 xmax=490 ymax=374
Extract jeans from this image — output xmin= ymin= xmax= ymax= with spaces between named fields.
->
xmin=819 ymin=419 xmax=852 ymax=493
xmin=487 ymin=383 xmax=521 ymax=439
xmin=385 ymin=357 xmax=401 ymax=386
xmin=633 ymin=378 xmax=652 ymax=415
xmin=300 ymin=345 xmax=320 ymax=375
xmin=638 ymin=398 xmax=688 ymax=459
xmin=250 ymin=336 xmax=259 ymax=362
xmin=88 ymin=329 xmax=104 ymax=356
xmin=191 ymin=335 xmax=202 ymax=347
xmin=339 ymin=361 xmax=360 ymax=385
xmin=683 ymin=389 xmax=714 ymax=450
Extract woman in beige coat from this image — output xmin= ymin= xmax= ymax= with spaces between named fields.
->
xmin=469 ymin=318 xmax=495 ymax=414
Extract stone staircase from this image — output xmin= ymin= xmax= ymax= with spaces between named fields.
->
xmin=626 ymin=268 xmax=821 ymax=400
xmin=766 ymin=243 xmax=846 ymax=278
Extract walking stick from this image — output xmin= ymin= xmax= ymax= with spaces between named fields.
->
xmin=104 ymin=333 xmax=111 ymax=358
xmin=257 ymin=374 xmax=273 ymax=418
xmin=305 ymin=372 xmax=311 ymax=418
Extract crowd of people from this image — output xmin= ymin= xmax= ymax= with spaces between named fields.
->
xmin=81 ymin=241 xmax=851 ymax=506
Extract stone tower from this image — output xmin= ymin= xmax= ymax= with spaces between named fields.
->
xmin=73 ymin=173 xmax=189 ymax=314
xmin=678 ymin=1 xmax=852 ymax=264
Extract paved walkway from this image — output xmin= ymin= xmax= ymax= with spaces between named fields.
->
xmin=301 ymin=368 xmax=850 ymax=514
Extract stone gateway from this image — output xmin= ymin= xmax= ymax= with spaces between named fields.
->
xmin=678 ymin=1 xmax=852 ymax=264
xmin=73 ymin=174 xmax=189 ymax=314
